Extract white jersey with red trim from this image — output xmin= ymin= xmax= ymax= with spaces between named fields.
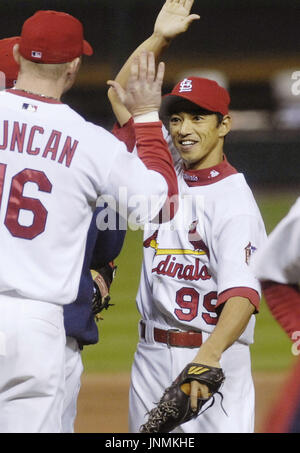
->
xmin=0 ymin=90 xmax=172 ymax=305
xmin=251 ymin=196 xmax=300 ymax=284
xmin=136 ymin=157 xmax=267 ymax=345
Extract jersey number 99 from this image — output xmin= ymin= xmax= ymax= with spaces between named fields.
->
xmin=175 ymin=287 xmax=218 ymax=325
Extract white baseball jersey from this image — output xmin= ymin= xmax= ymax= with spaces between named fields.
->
xmin=251 ymin=196 xmax=300 ymax=284
xmin=136 ymin=153 xmax=267 ymax=345
xmin=0 ymin=90 xmax=170 ymax=305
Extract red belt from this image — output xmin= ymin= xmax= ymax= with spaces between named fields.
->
xmin=140 ymin=321 xmax=202 ymax=348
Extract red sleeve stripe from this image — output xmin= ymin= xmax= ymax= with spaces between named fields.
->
xmin=217 ymin=287 xmax=261 ymax=312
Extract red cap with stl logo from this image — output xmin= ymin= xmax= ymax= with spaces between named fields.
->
xmin=0 ymin=37 xmax=20 ymax=88
xmin=18 ymin=10 xmax=93 ymax=64
xmin=161 ymin=76 xmax=230 ymax=116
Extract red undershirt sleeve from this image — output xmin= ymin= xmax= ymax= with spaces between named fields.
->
xmin=112 ymin=119 xmax=178 ymax=221
xmin=111 ymin=118 xmax=136 ymax=153
xmin=261 ymin=280 xmax=300 ymax=339
xmin=133 ymin=121 xmax=178 ymax=199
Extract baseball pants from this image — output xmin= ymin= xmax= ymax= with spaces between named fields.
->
xmin=62 ymin=336 xmax=84 ymax=433
xmin=0 ymin=294 xmax=66 ymax=433
xmin=129 ymin=320 xmax=255 ymax=433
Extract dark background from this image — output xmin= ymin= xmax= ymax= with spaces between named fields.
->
xmin=1 ymin=0 xmax=300 ymax=186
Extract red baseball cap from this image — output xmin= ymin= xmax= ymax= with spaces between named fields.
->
xmin=0 ymin=37 xmax=20 ymax=88
xmin=19 ymin=10 xmax=93 ymax=64
xmin=161 ymin=77 xmax=230 ymax=116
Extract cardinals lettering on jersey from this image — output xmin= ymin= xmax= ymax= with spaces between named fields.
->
xmin=144 ymin=226 xmax=211 ymax=282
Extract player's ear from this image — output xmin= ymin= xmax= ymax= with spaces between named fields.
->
xmin=67 ymin=57 xmax=81 ymax=76
xmin=63 ymin=57 xmax=81 ymax=94
xmin=218 ymin=114 xmax=232 ymax=138
xmin=13 ymin=43 xmax=21 ymax=65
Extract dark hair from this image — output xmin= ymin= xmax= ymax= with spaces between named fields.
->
xmin=164 ymin=99 xmax=224 ymax=126
xmin=215 ymin=112 xmax=224 ymax=126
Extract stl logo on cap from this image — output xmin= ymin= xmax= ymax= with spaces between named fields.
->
xmin=162 ymin=76 xmax=230 ymax=116
xmin=179 ymin=78 xmax=193 ymax=93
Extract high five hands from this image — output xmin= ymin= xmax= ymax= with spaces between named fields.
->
xmin=107 ymin=52 xmax=165 ymax=118
xmin=154 ymin=0 xmax=200 ymax=42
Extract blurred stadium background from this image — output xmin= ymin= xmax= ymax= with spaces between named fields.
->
xmin=3 ymin=0 xmax=300 ymax=432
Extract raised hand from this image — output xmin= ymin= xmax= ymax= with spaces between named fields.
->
xmin=154 ymin=0 xmax=200 ymax=41
xmin=107 ymin=52 xmax=165 ymax=118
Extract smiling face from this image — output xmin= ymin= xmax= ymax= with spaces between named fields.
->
xmin=168 ymin=101 xmax=231 ymax=170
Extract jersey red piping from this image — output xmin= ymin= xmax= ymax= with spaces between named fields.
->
xmin=183 ymin=156 xmax=238 ymax=187
xmin=217 ymin=286 xmax=260 ymax=312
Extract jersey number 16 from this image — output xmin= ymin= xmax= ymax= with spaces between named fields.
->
xmin=0 ymin=164 xmax=52 ymax=239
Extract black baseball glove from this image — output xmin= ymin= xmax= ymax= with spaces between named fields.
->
xmin=139 ymin=362 xmax=225 ymax=433
xmin=91 ymin=262 xmax=117 ymax=321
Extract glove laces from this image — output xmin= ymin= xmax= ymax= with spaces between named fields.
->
xmin=140 ymin=401 xmax=179 ymax=433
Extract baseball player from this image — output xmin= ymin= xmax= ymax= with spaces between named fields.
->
xmin=108 ymin=0 xmax=267 ymax=433
xmin=0 ymin=35 xmax=128 ymax=433
xmin=250 ymin=198 xmax=300 ymax=432
xmin=0 ymin=10 xmax=178 ymax=433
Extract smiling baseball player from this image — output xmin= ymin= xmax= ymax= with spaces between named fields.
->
xmin=108 ymin=0 xmax=267 ymax=433
xmin=0 ymin=10 xmax=178 ymax=433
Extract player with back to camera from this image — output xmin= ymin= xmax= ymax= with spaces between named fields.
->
xmin=107 ymin=0 xmax=267 ymax=433
xmin=3 ymin=34 xmax=138 ymax=434
xmin=0 ymin=10 xmax=178 ymax=433
xmin=251 ymin=198 xmax=300 ymax=433
xmin=0 ymin=34 xmax=128 ymax=434
xmin=0 ymin=33 xmax=127 ymax=433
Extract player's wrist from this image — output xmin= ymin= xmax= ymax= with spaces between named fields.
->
xmin=194 ymin=340 xmax=223 ymax=365
xmin=133 ymin=111 xmax=160 ymax=123
xmin=151 ymin=31 xmax=172 ymax=45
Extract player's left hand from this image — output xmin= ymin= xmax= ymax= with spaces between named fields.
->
xmin=189 ymin=350 xmax=221 ymax=410
xmin=154 ymin=0 xmax=200 ymax=41
xmin=139 ymin=362 xmax=225 ymax=433
xmin=107 ymin=51 xmax=165 ymax=118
